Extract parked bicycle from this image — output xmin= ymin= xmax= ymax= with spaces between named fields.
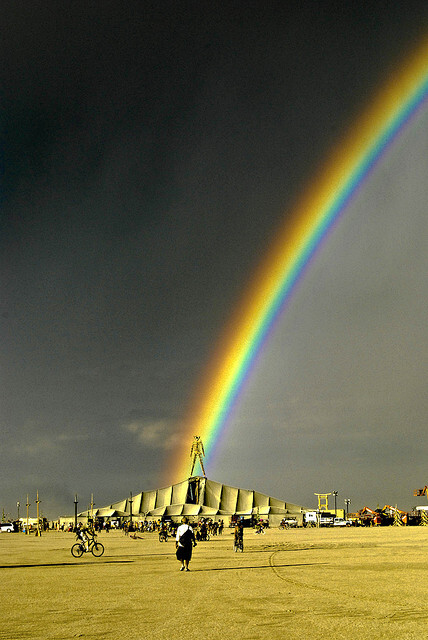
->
xmin=71 ymin=534 xmax=105 ymax=558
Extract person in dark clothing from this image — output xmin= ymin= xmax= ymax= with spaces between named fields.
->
xmin=175 ymin=516 xmax=197 ymax=571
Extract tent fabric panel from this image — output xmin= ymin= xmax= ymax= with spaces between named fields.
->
xmin=269 ymin=506 xmax=287 ymax=515
xmin=253 ymin=491 xmax=270 ymax=508
xmin=77 ymin=509 xmax=93 ymax=518
xmin=141 ymin=490 xmax=157 ymax=514
xmin=171 ymin=481 xmax=189 ymax=506
xmin=165 ymin=504 xmax=184 ymax=516
xmin=204 ymin=479 xmax=223 ymax=509
xmin=199 ymin=505 xmax=219 ymax=516
xmin=110 ymin=499 xmax=128 ymax=512
xmin=252 ymin=506 xmax=271 ymax=516
xmin=284 ymin=502 xmax=305 ymax=513
xmin=269 ymin=496 xmax=286 ymax=509
xmin=182 ymin=504 xmax=202 ymax=516
xmin=156 ymin=486 xmax=173 ymax=508
xmin=237 ymin=488 xmax=254 ymax=513
xmin=220 ymin=485 xmax=238 ymax=513
xmin=131 ymin=492 xmax=143 ymax=514
xmin=96 ymin=508 xmax=117 ymax=517
xmin=148 ymin=506 xmax=167 ymax=517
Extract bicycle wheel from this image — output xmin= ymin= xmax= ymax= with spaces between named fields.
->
xmin=91 ymin=542 xmax=105 ymax=557
xmin=71 ymin=543 xmax=84 ymax=558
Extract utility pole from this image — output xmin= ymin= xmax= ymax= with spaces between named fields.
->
xmin=345 ymin=498 xmax=351 ymax=517
xmin=36 ymin=491 xmax=41 ymax=536
xmin=90 ymin=494 xmax=95 ymax=526
xmin=333 ymin=491 xmax=338 ymax=516
xmin=26 ymin=495 xmax=30 ymax=534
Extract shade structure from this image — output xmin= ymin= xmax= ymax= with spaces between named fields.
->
xmin=165 ymin=504 xmax=184 ymax=517
xmin=149 ymin=506 xmax=167 ymax=517
xmin=77 ymin=509 xmax=95 ymax=518
xmin=93 ymin=477 xmax=306 ymax=525
xmin=199 ymin=505 xmax=220 ymax=516
xmin=77 ymin=508 xmax=130 ymax=519
xmin=182 ymin=504 xmax=202 ymax=517
xmin=97 ymin=508 xmax=130 ymax=518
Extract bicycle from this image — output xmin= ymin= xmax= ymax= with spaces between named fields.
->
xmin=159 ymin=530 xmax=168 ymax=542
xmin=71 ymin=535 xmax=105 ymax=558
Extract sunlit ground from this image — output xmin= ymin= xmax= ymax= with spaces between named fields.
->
xmin=1 ymin=525 xmax=428 ymax=639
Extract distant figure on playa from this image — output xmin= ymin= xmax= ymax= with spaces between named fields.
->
xmin=190 ymin=435 xmax=206 ymax=477
xmin=175 ymin=516 xmax=197 ymax=571
xmin=234 ymin=520 xmax=244 ymax=552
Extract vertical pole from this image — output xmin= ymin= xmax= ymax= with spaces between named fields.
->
xmin=90 ymin=494 xmax=95 ymax=527
xmin=26 ymin=495 xmax=30 ymax=534
xmin=36 ymin=491 xmax=41 ymax=537
xmin=345 ymin=498 xmax=351 ymax=517
xmin=74 ymin=494 xmax=78 ymax=531
xmin=129 ymin=492 xmax=133 ymax=527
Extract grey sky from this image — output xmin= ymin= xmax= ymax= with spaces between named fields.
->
xmin=1 ymin=2 xmax=428 ymax=518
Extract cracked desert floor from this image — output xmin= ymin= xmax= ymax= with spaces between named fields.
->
xmin=1 ymin=525 xmax=428 ymax=639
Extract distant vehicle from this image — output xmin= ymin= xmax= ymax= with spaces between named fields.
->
xmin=333 ymin=518 xmax=351 ymax=527
xmin=303 ymin=511 xmax=317 ymax=526
xmin=303 ymin=511 xmax=335 ymax=527
xmin=0 ymin=522 xmax=15 ymax=533
xmin=319 ymin=513 xmax=335 ymax=526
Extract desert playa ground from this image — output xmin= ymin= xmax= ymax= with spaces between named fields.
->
xmin=1 ymin=525 xmax=428 ymax=639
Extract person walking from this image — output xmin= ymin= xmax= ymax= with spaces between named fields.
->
xmin=175 ymin=516 xmax=196 ymax=571
xmin=233 ymin=520 xmax=244 ymax=552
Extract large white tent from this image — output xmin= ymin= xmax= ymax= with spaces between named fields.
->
xmin=83 ymin=477 xmax=306 ymax=526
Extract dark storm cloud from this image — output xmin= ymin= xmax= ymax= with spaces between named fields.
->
xmin=1 ymin=2 xmax=428 ymax=517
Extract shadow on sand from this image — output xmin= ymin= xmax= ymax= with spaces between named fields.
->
xmin=0 ymin=559 xmax=134 ymax=569
xmin=193 ymin=562 xmax=326 ymax=572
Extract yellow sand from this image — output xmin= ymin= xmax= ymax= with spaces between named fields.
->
xmin=1 ymin=525 xmax=427 ymax=639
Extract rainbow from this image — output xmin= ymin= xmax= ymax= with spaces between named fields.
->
xmin=166 ymin=36 xmax=428 ymax=485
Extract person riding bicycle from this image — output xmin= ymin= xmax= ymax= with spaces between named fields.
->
xmin=159 ymin=522 xmax=168 ymax=541
xmin=76 ymin=524 xmax=95 ymax=551
xmin=255 ymin=520 xmax=265 ymax=534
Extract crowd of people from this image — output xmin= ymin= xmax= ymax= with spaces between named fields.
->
xmin=60 ymin=516 xmax=227 ymax=538
xmin=50 ymin=514 xmax=275 ymax=570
